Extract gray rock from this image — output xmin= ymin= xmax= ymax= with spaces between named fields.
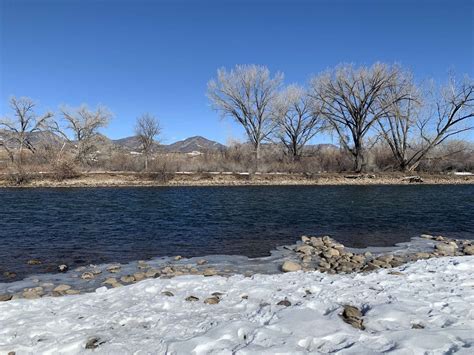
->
xmin=277 ymin=299 xmax=291 ymax=307
xmin=185 ymin=295 xmax=199 ymax=302
xmin=435 ymin=242 xmax=457 ymax=254
xmin=85 ymin=337 xmax=104 ymax=349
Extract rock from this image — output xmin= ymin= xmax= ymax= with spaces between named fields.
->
xmin=27 ymin=259 xmax=42 ymax=265
xmin=197 ymin=259 xmax=207 ymax=265
xmin=301 ymin=235 xmax=310 ymax=243
xmin=295 ymin=245 xmax=314 ymax=255
xmin=204 ymin=296 xmax=220 ymax=305
xmin=185 ymin=295 xmax=199 ymax=302
xmin=310 ymin=237 xmax=324 ymax=248
xmin=107 ymin=264 xmax=121 ymax=273
xmin=174 ymin=255 xmax=183 ymax=261
xmin=376 ymin=255 xmax=394 ymax=263
xmin=120 ymin=275 xmax=135 ymax=283
xmin=281 ymin=261 xmax=302 ymax=272
xmin=341 ymin=305 xmax=365 ymax=330
xmin=372 ymin=259 xmax=389 ymax=267
xmin=415 ymin=252 xmax=431 ymax=259
xmin=318 ymin=260 xmax=331 ymax=269
xmin=435 ymin=242 xmax=457 ymax=254
xmin=420 ymin=234 xmax=435 ymax=239
xmin=81 ymin=272 xmax=95 ymax=280
xmin=277 ymin=299 xmax=291 ymax=307
xmin=364 ymin=251 xmax=372 ymax=258
xmin=53 ymin=284 xmax=71 ymax=292
xmin=111 ymin=282 xmax=123 ymax=288
xmin=22 ymin=287 xmax=43 ymax=299
xmin=212 ymin=292 xmax=224 ymax=298
xmin=0 ymin=294 xmax=13 ymax=302
xmin=203 ymin=268 xmax=217 ymax=277
xmin=103 ymin=277 xmax=118 ymax=285
xmin=85 ymin=337 xmax=104 ymax=350
xmin=162 ymin=291 xmax=174 ymax=297
xmin=326 ymin=248 xmax=341 ymax=257
xmin=411 ymin=323 xmax=425 ymax=329
xmin=3 ymin=271 xmax=17 ymax=279
xmin=57 ymin=264 xmax=68 ymax=273
xmin=133 ymin=272 xmax=146 ymax=282
xmin=8 ymin=352 xmax=15 ymax=355
xmin=145 ymin=269 xmax=160 ymax=278
xmin=302 ymin=255 xmax=312 ymax=263
xmin=464 ymin=245 xmax=474 ymax=255
xmin=65 ymin=289 xmax=80 ymax=295
xmin=435 ymin=236 xmax=445 ymax=241
xmin=364 ymin=262 xmax=381 ymax=271
xmin=351 ymin=255 xmax=366 ymax=264
xmin=161 ymin=266 xmax=173 ymax=274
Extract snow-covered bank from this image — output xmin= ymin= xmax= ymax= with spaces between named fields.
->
xmin=1 ymin=256 xmax=473 ymax=354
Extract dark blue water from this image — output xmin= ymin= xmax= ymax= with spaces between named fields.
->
xmin=0 ymin=185 xmax=473 ymax=281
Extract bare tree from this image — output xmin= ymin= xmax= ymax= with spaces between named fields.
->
xmin=272 ymin=85 xmax=324 ymax=160
xmin=0 ymin=97 xmax=54 ymax=165
xmin=310 ymin=63 xmax=412 ymax=172
xmin=401 ymin=76 xmax=474 ymax=171
xmin=135 ymin=113 xmax=161 ymax=170
xmin=60 ymin=105 xmax=112 ymax=163
xmin=377 ymin=73 xmax=420 ymax=171
xmin=207 ymin=64 xmax=282 ymax=169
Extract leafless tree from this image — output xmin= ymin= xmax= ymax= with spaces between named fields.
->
xmin=272 ymin=84 xmax=325 ymax=160
xmin=135 ymin=113 xmax=161 ymax=170
xmin=310 ymin=63 xmax=412 ymax=172
xmin=207 ymin=64 xmax=282 ymax=169
xmin=60 ymin=104 xmax=112 ymax=163
xmin=0 ymin=97 xmax=54 ymax=165
xmin=401 ymin=76 xmax=474 ymax=171
xmin=376 ymin=72 xmax=420 ymax=171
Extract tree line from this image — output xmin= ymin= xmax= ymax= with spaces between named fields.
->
xmin=0 ymin=62 xmax=473 ymax=181
xmin=208 ymin=63 xmax=473 ymax=172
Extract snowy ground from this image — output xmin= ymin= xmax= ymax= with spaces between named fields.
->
xmin=1 ymin=256 xmax=473 ymax=354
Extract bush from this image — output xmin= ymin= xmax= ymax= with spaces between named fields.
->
xmin=52 ymin=159 xmax=81 ymax=181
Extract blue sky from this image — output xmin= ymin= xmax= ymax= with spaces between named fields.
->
xmin=1 ymin=0 xmax=473 ymax=144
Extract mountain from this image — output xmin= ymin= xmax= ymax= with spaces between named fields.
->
xmin=164 ymin=136 xmax=225 ymax=153
xmin=112 ymin=136 xmax=143 ymax=151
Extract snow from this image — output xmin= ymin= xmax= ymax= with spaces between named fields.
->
xmin=1 ymin=256 xmax=473 ymax=354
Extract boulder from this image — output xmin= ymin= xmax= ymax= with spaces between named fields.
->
xmin=310 ymin=237 xmax=324 ymax=248
xmin=281 ymin=261 xmax=302 ymax=272
xmin=0 ymin=294 xmax=12 ymax=302
xmin=107 ymin=265 xmax=121 ymax=273
xmin=295 ymin=244 xmax=314 ymax=255
xmin=133 ymin=272 xmax=146 ymax=281
xmin=81 ymin=272 xmax=95 ymax=280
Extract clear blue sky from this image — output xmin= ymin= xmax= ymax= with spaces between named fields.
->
xmin=1 ymin=0 xmax=473 ymax=144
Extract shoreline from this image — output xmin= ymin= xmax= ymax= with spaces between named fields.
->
xmin=1 ymin=171 xmax=473 ymax=188
xmin=1 ymin=234 xmax=472 ymax=301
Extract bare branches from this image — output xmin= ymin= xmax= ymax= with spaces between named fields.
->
xmin=60 ymin=104 xmax=111 ymax=163
xmin=310 ymin=63 xmax=411 ymax=172
xmin=0 ymin=97 xmax=54 ymax=165
xmin=135 ymin=113 xmax=161 ymax=170
xmin=272 ymin=84 xmax=324 ymax=159
xmin=207 ymin=64 xmax=283 ymax=165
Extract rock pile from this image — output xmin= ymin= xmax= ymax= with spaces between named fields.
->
xmin=281 ymin=234 xmax=474 ymax=274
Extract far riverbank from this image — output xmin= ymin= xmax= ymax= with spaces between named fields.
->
xmin=0 ymin=171 xmax=473 ymax=188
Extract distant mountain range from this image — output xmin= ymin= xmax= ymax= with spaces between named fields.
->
xmin=0 ymin=130 xmax=336 ymax=153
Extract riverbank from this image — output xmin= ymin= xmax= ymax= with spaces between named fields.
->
xmin=1 ymin=255 xmax=473 ymax=353
xmin=0 ymin=171 xmax=473 ymax=187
